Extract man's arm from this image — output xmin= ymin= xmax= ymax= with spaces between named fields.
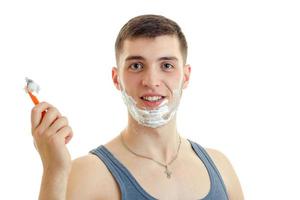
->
xmin=66 ymin=155 xmax=121 ymax=200
xmin=206 ymin=148 xmax=244 ymax=200
xmin=39 ymin=169 xmax=70 ymax=200
xmin=31 ymin=102 xmax=73 ymax=200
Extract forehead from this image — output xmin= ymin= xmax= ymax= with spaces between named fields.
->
xmin=118 ymin=35 xmax=183 ymax=63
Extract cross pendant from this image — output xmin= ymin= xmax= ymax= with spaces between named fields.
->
xmin=164 ymin=166 xmax=172 ymax=178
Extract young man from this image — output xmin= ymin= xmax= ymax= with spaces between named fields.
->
xmin=31 ymin=15 xmax=244 ymax=199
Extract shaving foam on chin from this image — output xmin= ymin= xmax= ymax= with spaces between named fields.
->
xmin=119 ymin=79 xmax=183 ymax=128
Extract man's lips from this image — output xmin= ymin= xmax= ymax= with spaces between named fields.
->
xmin=141 ymin=98 xmax=166 ymax=108
xmin=139 ymin=94 xmax=167 ymax=108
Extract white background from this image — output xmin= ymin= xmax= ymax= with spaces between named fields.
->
xmin=0 ymin=0 xmax=299 ymax=199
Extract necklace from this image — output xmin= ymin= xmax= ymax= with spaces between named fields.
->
xmin=120 ymin=132 xmax=181 ymax=179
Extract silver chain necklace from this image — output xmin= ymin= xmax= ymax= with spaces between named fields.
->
xmin=120 ymin=132 xmax=181 ymax=179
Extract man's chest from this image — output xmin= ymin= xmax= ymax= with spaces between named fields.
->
xmin=113 ymin=154 xmax=211 ymax=200
xmin=100 ymin=139 xmax=212 ymax=200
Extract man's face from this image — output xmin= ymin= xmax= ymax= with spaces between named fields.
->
xmin=113 ymin=35 xmax=190 ymax=110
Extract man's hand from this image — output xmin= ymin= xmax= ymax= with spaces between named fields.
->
xmin=31 ymin=102 xmax=73 ymax=199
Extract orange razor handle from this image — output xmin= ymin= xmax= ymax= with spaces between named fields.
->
xmin=28 ymin=91 xmax=40 ymax=105
xmin=28 ymin=91 xmax=46 ymax=117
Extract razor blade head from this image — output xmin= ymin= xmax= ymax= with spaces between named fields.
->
xmin=25 ymin=77 xmax=40 ymax=93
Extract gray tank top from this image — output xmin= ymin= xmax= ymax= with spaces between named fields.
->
xmin=90 ymin=139 xmax=229 ymax=200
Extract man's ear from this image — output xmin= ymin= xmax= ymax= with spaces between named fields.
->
xmin=112 ymin=67 xmax=121 ymax=90
xmin=183 ymin=64 xmax=191 ymax=89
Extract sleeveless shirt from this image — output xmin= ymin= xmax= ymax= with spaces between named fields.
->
xmin=90 ymin=139 xmax=229 ymax=200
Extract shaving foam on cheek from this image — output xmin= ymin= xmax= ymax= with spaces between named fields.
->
xmin=119 ymin=76 xmax=183 ymax=128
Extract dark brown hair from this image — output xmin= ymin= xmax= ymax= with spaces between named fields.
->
xmin=115 ymin=14 xmax=188 ymax=63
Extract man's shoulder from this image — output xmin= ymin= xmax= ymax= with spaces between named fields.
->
xmin=204 ymin=148 xmax=244 ymax=199
xmin=204 ymin=148 xmax=229 ymax=164
xmin=71 ymin=154 xmax=109 ymax=178
xmin=204 ymin=147 xmax=236 ymax=182
xmin=67 ymin=154 xmax=120 ymax=199
xmin=189 ymin=141 xmax=232 ymax=165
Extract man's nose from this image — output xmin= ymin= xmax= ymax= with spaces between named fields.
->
xmin=141 ymin=68 xmax=161 ymax=88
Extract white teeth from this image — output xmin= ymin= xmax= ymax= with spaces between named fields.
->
xmin=142 ymin=96 xmax=163 ymax=102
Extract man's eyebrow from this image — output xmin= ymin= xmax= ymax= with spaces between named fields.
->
xmin=125 ymin=56 xmax=178 ymax=62
xmin=125 ymin=56 xmax=145 ymax=61
xmin=158 ymin=56 xmax=178 ymax=61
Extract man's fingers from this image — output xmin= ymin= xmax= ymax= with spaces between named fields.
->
xmin=31 ymin=102 xmax=53 ymax=130
xmin=37 ymin=107 xmax=62 ymax=135
xmin=47 ymin=117 xmax=68 ymax=135
xmin=57 ymin=126 xmax=73 ymax=144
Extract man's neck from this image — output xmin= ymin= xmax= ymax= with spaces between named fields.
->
xmin=122 ymin=115 xmax=180 ymax=163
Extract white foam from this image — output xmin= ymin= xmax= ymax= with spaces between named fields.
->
xmin=25 ymin=77 xmax=40 ymax=93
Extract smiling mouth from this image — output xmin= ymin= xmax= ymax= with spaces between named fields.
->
xmin=139 ymin=95 xmax=167 ymax=108
xmin=140 ymin=96 xmax=166 ymax=102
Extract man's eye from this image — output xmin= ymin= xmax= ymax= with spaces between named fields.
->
xmin=162 ymin=63 xmax=174 ymax=71
xmin=129 ymin=63 xmax=143 ymax=71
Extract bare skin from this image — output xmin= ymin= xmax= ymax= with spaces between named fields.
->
xmin=31 ymin=102 xmax=73 ymax=200
xmin=32 ymin=36 xmax=244 ymax=200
